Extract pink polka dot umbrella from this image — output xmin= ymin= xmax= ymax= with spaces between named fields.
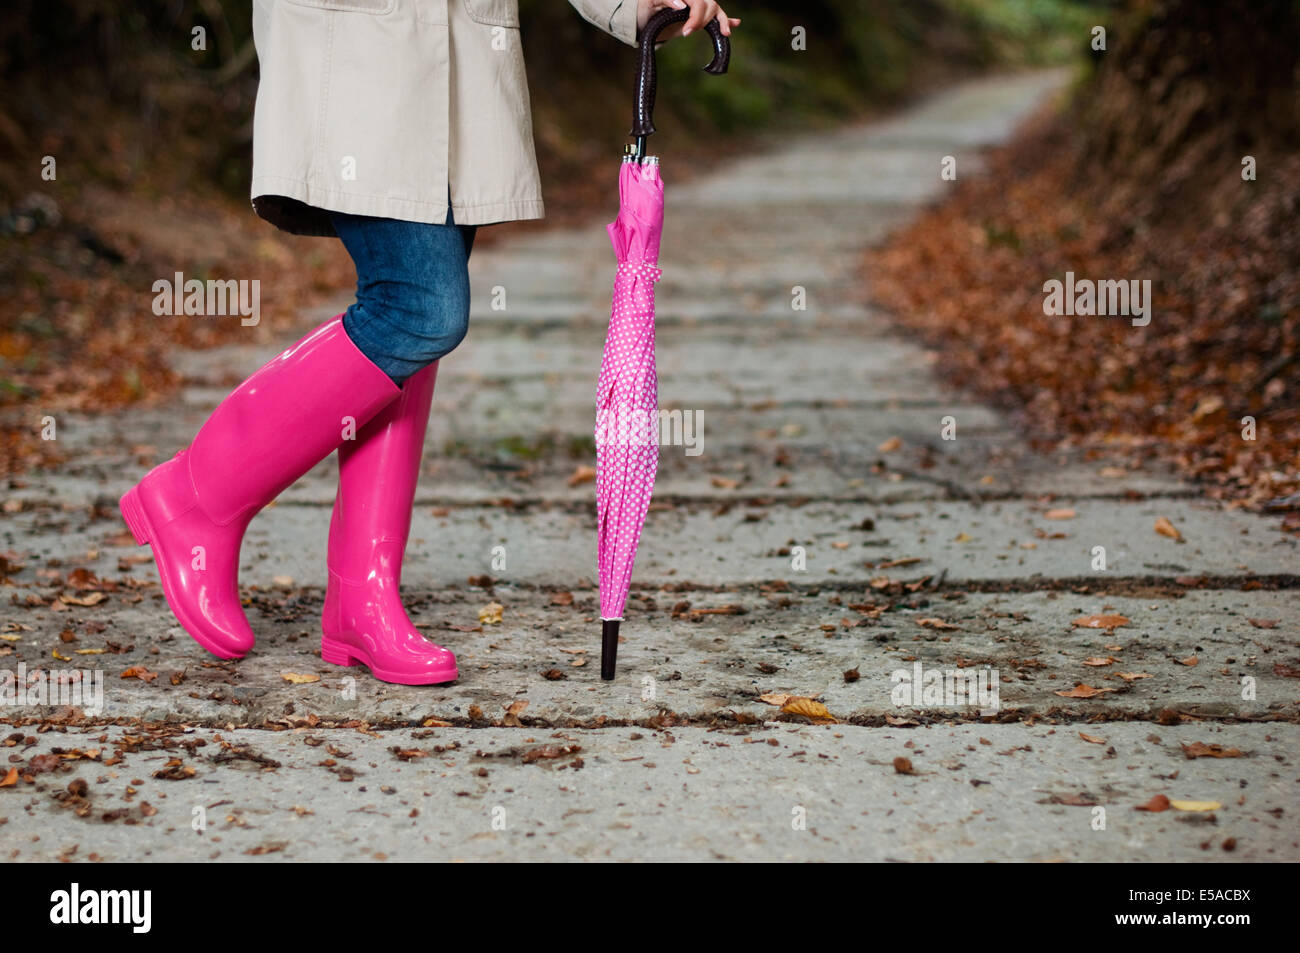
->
xmin=596 ymin=9 xmax=729 ymax=680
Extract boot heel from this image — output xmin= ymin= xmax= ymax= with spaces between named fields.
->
xmin=321 ymin=638 xmax=358 ymax=668
xmin=119 ymin=488 xmax=152 ymax=546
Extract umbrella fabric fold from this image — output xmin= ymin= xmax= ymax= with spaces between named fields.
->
xmin=596 ymin=159 xmax=664 ymax=646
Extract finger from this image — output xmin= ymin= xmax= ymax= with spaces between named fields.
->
xmin=716 ymin=6 xmax=732 ymax=36
xmin=682 ymin=0 xmax=715 ymax=36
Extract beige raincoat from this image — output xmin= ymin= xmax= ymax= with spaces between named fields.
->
xmin=250 ymin=0 xmax=638 ymax=235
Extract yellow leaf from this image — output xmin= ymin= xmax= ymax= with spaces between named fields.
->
xmin=781 ymin=696 xmax=837 ymax=723
xmin=1169 ymin=799 xmax=1221 ymax=812
xmin=478 ymin=602 xmax=504 ymax=625
xmin=877 ymin=436 xmax=902 ymax=453
xmin=281 ymin=672 xmax=320 ymax=684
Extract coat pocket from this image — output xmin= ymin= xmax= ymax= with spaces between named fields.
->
xmin=285 ymin=0 xmax=397 ymax=13
xmin=462 ymin=0 xmax=520 ymax=27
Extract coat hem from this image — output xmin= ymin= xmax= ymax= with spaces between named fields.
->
xmin=251 ymin=175 xmax=546 ymax=233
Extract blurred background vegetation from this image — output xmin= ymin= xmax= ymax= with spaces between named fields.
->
xmin=0 ymin=0 xmax=1096 ymax=475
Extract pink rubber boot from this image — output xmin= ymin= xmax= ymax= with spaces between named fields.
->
xmin=320 ymin=362 xmax=458 ymax=684
xmin=119 ymin=317 xmax=400 ymax=659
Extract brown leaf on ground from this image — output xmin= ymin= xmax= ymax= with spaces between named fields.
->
xmin=1078 ymin=732 xmax=1107 ymax=744
xmin=1072 ymin=614 xmax=1131 ymax=631
xmin=1179 ymin=654 xmax=1199 ymax=667
xmin=877 ymin=436 xmax=902 ymax=453
xmin=1082 ymin=656 xmax=1116 ymax=666
xmin=59 ymin=592 xmax=108 ymax=607
xmin=1180 ymin=742 xmax=1243 ymax=760
xmin=478 ymin=602 xmax=504 ymax=625
xmin=567 ymin=465 xmax=596 ymax=487
xmin=1246 ymin=618 xmax=1279 ymax=629
xmin=892 ymin=756 xmax=915 ymax=775
xmin=0 ymin=767 xmax=17 ymax=787
xmin=120 ymin=666 xmax=158 ymax=683
xmin=1116 ymin=672 xmax=1153 ymax=681
xmin=1154 ymin=517 xmax=1183 ymax=541
xmin=549 ymin=591 xmax=574 ymax=606
xmin=281 ymin=673 xmax=319 ymax=684
xmin=502 ymin=700 xmax=529 ymax=727
xmin=1054 ymin=683 xmax=1116 ymax=698
xmin=1273 ymin=662 xmax=1300 ymax=678
xmin=1135 ymin=794 xmax=1171 ymax=812
xmin=843 ymin=667 xmax=861 ymax=683
xmin=522 ymin=744 xmax=582 ymax=764
xmin=917 ymin=617 xmax=961 ymax=630
xmin=1044 ymin=508 xmax=1076 ymax=520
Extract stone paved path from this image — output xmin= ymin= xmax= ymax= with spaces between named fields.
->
xmin=3 ymin=72 xmax=1296 ymax=862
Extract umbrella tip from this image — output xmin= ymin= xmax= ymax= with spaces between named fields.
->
xmin=601 ymin=619 xmax=620 ymax=680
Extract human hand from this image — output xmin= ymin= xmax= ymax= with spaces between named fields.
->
xmin=637 ymin=0 xmax=739 ymax=41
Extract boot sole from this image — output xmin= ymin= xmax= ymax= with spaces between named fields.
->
xmin=321 ymin=636 xmax=459 ymax=685
xmin=120 ymin=486 xmax=248 ymax=661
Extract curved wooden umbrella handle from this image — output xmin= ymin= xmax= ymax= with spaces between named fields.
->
xmin=630 ymin=7 xmax=730 ymax=144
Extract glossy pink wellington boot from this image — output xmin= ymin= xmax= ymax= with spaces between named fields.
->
xmin=119 ymin=317 xmax=400 ymax=659
xmin=320 ymin=362 xmax=459 ymax=684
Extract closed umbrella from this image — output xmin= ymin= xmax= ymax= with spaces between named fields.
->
xmin=596 ymin=8 xmax=730 ymax=680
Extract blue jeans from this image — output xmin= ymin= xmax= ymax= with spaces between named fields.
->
xmin=331 ymin=209 xmax=477 ymax=386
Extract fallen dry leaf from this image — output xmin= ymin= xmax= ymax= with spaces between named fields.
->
xmin=1169 ymin=799 xmax=1221 ymax=812
xmin=478 ymin=602 xmax=504 ymax=625
xmin=1154 ymin=516 xmax=1183 ymax=541
xmin=281 ymin=673 xmax=320 ymax=685
xmin=567 ymin=465 xmax=596 ymax=487
xmin=1180 ymin=742 xmax=1243 ymax=760
xmin=502 ymin=699 xmax=529 ymax=727
xmin=59 ymin=592 xmax=107 ymax=607
xmin=1116 ymin=672 xmax=1153 ymax=681
xmin=781 ymin=696 xmax=836 ymax=723
xmin=877 ymin=436 xmax=902 ymax=453
xmin=1082 ymin=656 xmax=1115 ymax=667
xmin=892 ymin=756 xmax=915 ymax=775
xmin=0 ymin=767 xmax=17 ymax=787
xmin=1071 ymin=614 xmax=1131 ymax=632
xmin=758 ymin=692 xmax=793 ymax=706
xmin=1135 ymin=794 xmax=1171 ymax=812
xmin=120 ymin=666 xmax=158 ymax=683
xmin=1078 ymin=732 xmax=1107 ymax=745
xmin=1054 ymin=683 xmax=1116 ymax=698
xmin=1179 ymin=654 xmax=1199 ymax=667
xmin=917 ymin=617 xmax=961 ymax=631
xmin=1044 ymin=508 xmax=1076 ymax=520
xmin=1247 ymin=618 xmax=1279 ymax=629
